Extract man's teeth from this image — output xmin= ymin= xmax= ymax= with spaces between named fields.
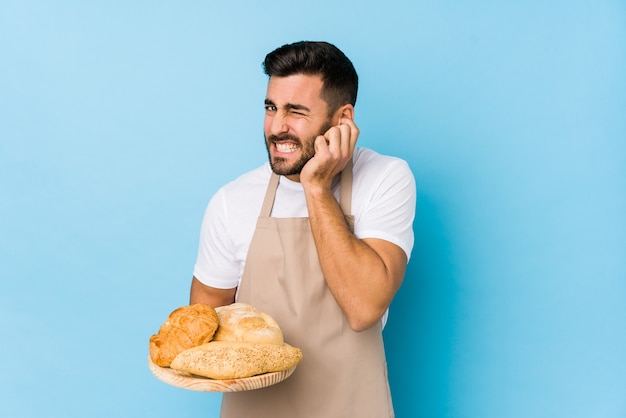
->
xmin=276 ymin=143 xmax=298 ymax=152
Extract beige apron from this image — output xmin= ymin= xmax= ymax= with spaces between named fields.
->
xmin=221 ymin=161 xmax=394 ymax=418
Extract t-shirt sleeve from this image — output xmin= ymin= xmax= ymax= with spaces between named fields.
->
xmin=192 ymin=188 xmax=242 ymax=289
xmin=354 ymin=158 xmax=416 ymax=262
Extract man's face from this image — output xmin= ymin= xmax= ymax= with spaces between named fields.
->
xmin=263 ymin=74 xmax=334 ymax=182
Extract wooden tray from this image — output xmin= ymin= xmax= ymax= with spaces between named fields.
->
xmin=148 ymin=356 xmax=297 ymax=392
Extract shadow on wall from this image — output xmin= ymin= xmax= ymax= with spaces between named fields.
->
xmin=383 ymin=192 xmax=459 ymax=417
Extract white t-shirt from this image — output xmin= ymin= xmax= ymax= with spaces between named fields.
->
xmin=193 ymin=147 xmax=416 ymax=291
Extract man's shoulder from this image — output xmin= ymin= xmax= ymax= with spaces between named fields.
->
xmin=353 ymin=147 xmax=412 ymax=176
xmin=206 ymin=163 xmax=270 ymax=221
xmin=221 ymin=163 xmax=272 ymax=193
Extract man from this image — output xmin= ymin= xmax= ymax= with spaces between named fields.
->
xmin=190 ymin=41 xmax=416 ymax=417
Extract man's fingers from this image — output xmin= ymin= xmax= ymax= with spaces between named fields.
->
xmin=314 ymin=134 xmax=329 ymax=153
xmin=337 ymin=123 xmax=352 ymax=156
xmin=324 ymin=121 xmax=357 ymax=158
xmin=324 ymin=126 xmax=343 ymax=155
xmin=339 ymin=117 xmax=359 ymax=149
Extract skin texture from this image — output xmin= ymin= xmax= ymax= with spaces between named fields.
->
xmin=190 ymin=74 xmax=407 ymax=331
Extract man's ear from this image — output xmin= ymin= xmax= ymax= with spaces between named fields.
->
xmin=334 ymin=104 xmax=355 ymax=123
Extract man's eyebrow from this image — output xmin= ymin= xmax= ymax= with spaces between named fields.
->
xmin=264 ymin=99 xmax=310 ymax=113
xmin=284 ymin=103 xmax=310 ymax=112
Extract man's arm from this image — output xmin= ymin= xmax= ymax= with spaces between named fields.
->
xmin=190 ymin=276 xmax=236 ymax=307
xmin=305 ymin=185 xmax=407 ymax=332
xmin=300 ymin=117 xmax=409 ymax=332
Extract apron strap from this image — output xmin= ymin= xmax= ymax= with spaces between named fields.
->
xmin=260 ymin=159 xmax=354 ymax=218
xmin=260 ymin=172 xmax=280 ymax=217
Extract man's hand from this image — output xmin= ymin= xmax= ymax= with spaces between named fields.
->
xmin=300 ymin=117 xmax=359 ymax=189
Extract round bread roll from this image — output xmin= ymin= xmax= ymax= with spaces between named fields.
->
xmin=213 ymin=303 xmax=284 ymax=345
xmin=149 ymin=303 xmax=219 ymax=367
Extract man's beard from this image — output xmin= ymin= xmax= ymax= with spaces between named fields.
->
xmin=265 ymin=121 xmax=332 ymax=176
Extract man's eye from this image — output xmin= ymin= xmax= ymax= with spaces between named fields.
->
xmin=265 ymin=105 xmax=277 ymax=112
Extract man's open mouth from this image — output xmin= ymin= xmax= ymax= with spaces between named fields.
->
xmin=275 ymin=142 xmax=299 ymax=153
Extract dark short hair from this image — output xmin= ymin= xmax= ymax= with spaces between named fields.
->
xmin=262 ymin=41 xmax=358 ymax=114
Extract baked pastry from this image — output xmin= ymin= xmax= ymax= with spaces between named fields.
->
xmin=170 ymin=341 xmax=303 ymax=379
xmin=149 ymin=303 xmax=219 ymax=367
xmin=213 ymin=303 xmax=283 ymax=345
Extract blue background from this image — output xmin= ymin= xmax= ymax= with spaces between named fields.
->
xmin=1 ymin=1 xmax=625 ymax=417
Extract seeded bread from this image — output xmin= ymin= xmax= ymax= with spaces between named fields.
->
xmin=170 ymin=341 xmax=303 ymax=379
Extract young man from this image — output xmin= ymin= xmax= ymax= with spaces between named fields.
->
xmin=190 ymin=41 xmax=416 ymax=417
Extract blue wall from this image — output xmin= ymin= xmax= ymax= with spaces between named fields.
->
xmin=1 ymin=1 xmax=624 ymax=417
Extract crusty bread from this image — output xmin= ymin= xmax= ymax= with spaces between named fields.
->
xmin=213 ymin=303 xmax=283 ymax=345
xmin=170 ymin=341 xmax=303 ymax=379
xmin=149 ymin=303 xmax=219 ymax=367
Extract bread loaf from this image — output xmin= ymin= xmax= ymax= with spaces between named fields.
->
xmin=213 ymin=303 xmax=283 ymax=345
xmin=149 ymin=303 xmax=219 ymax=367
xmin=170 ymin=341 xmax=303 ymax=379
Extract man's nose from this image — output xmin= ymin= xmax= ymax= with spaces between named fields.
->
xmin=269 ymin=112 xmax=289 ymax=136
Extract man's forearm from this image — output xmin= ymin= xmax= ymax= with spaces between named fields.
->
xmin=305 ymin=186 xmax=405 ymax=331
